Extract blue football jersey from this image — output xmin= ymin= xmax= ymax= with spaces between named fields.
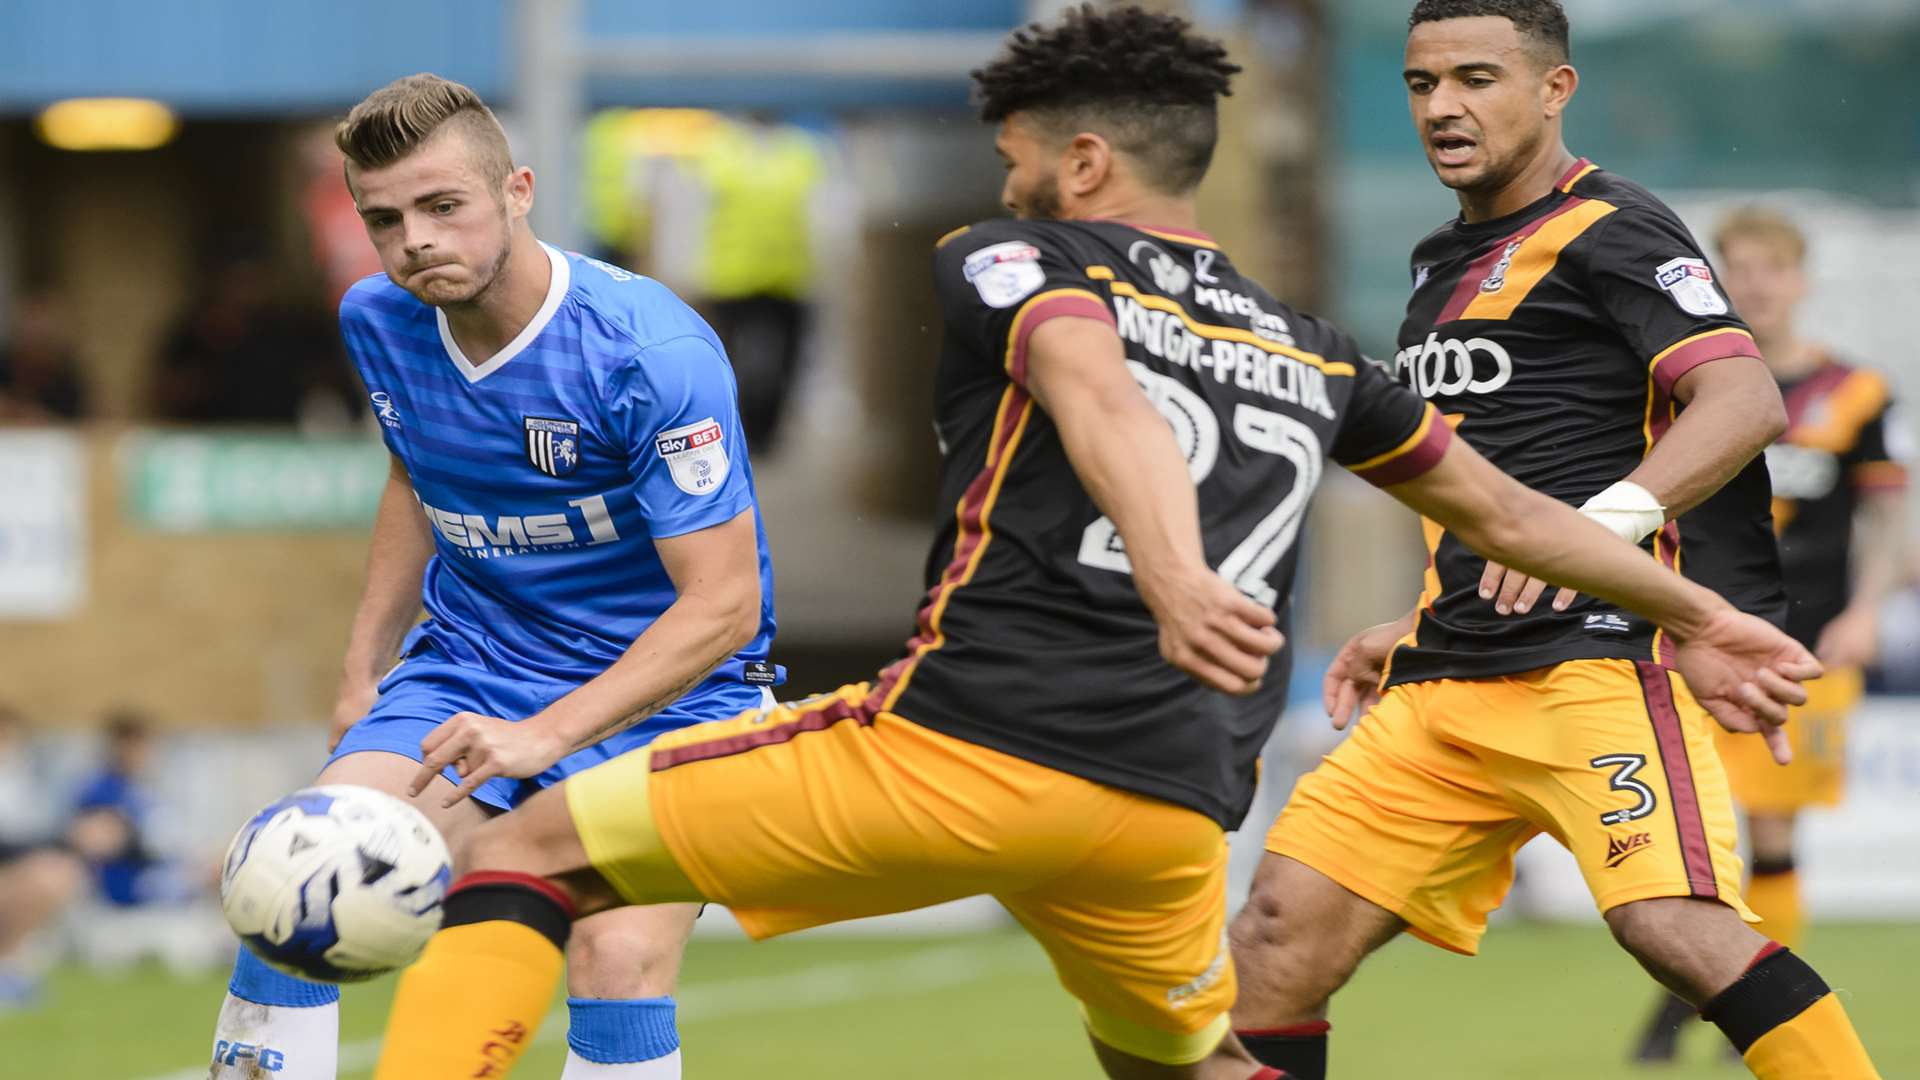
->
xmin=339 ymin=243 xmax=777 ymax=692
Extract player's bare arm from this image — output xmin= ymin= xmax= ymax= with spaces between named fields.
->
xmin=410 ymin=508 xmax=763 ymax=806
xmin=1817 ymin=485 xmax=1908 ymax=667
xmin=1022 ymin=315 xmax=1283 ymax=696
xmin=1387 ymin=435 xmax=1818 ymax=759
xmin=330 ymin=453 xmax=433 ymax=750
xmin=1483 ymin=355 xmax=1787 ymax=615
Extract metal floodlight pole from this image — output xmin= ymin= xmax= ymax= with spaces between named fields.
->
xmin=516 ymin=0 xmax=585 ymax=249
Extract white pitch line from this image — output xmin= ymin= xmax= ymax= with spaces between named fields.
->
xmin=139 ymin=938 xmax=1044 ymax=1080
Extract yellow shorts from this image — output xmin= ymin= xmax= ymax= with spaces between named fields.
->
xmin=565 ymin=683 xmax=1236 ymax=1065
xmin=1715 ymin=668 xmax=1861 ymax=813
xmin=1267 ymin=658 xmax=1752 ymax=955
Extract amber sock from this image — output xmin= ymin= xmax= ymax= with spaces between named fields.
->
xmin=1745 ymin=857 xmax=1805 ymax=949
xmin=373 ymin=872 xmax=574 ymax=1080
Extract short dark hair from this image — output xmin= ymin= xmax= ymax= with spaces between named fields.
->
xmin=971 ymin=4 xmax=1241 ymax=194
xmin=1408 ymin=0 xmax=1570 ymax=66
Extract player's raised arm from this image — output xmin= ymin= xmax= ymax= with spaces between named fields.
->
xmin=1022 ymin=315 xmax=1282 ymax=695
xmin=331 ymin=453 xmax=432 ymax=750
xmin=1381 ymin=433 xmax=1819 ymax=758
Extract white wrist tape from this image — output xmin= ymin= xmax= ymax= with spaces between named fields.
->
xmin=1578 ymin=480 xmax=1666 ymax=545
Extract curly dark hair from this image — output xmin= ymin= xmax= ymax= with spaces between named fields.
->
xmin=1408 ymin=0 xmax=1570 ymax=65
xmin=971 ymin=3 xmax=1241 ymax=194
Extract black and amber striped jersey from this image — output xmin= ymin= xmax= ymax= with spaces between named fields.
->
xmin=1768 ymin=355 xmax=1910 ymax=648
xmin=1382 ymin=159 xmax=1787 ymax=689
xmin=868 ymin=217 xmax=1449 ymax=828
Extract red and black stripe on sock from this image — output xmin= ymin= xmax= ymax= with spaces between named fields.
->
xmin=1700 ymin=942 xmax=1830 ymax=1055
xmin=1236 ymin=1020 xmax=1328 ymax=1080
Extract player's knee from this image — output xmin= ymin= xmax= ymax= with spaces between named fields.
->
xmin=1230 ymin=885 xmax=1346 ymax=1002
xmin=565 ymin=916 xmax=682 ymax=997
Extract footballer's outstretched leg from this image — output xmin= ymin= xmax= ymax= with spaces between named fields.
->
xmin=1228 ymin=855 xmax=1405 ymax=1080
xmin=373 ymin=776 xmax=645 ymax=1080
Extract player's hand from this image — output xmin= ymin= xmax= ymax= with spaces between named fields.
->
xmin=1813 ymin=605 xmax=1878 ymax=670
xmin=1672 ymin=609 xmax=1823 ymax=766
xmin=1322 ymin=615 xmax=1413 ymax=731
xmin=1478 ymin=560 xmax=1576 ymax=616
xmin=328 ymin=676 xmax=381 ymax=752
xmin=1149 ymin=569 xmax=1283 ymax=696
xmin=411 ymin=713 xmax=570 ymax=808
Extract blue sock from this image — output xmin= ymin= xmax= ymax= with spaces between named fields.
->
xmin=566 ymin=997 xmax=679 ymax=1063
xmin=228 ymin=947 xmax=340 ymax=1008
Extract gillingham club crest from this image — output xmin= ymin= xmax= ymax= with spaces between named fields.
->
xmin=525 ymin=416 xmax=581 ymax=477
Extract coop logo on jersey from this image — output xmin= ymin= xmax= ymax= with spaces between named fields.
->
xmin=654 ymin=417 xmax=730 ymax=496
xmin=1654 ymin=257 xmax=1729 ymax=316
xmin=1480 ymin=240 xmax=1522 ymax=293
xmin=369 ymin=391 xmax=401 ymax=429
xmin=962 ymin=241 xmax=1046 ymax=308
xmin=1127 ymin=240 xmax=1192 ymax=295
xmin=1393 ymin=333 xmax=1513 ymax=397
xmin=524 ymin=417 xmax=582 ymax=477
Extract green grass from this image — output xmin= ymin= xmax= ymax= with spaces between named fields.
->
xmin=7 ymin=922 xmax=1915 ymax=1078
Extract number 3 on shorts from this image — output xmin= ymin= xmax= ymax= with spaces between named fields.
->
xmin=1590 ymin=753 xmax=1657 ymax=826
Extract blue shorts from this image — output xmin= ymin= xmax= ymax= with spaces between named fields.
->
xmin=327 ymin=643 xmax=773 ymax=811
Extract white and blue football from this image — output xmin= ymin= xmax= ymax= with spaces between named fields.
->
xmin=219 ymin=784 xmax=451 ymax=983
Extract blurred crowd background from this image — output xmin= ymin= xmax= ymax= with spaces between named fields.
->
xmin=0 ymin=0 xmax=1917 ymax=1009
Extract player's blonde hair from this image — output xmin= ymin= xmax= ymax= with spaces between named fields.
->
xmin=335 ymin=73 xmax=514 ymax=190
xmin=1712 ymin=205 xmax=1807 ymax=265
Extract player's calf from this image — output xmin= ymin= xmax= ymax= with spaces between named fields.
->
xmin=1606 ymin=897 xmax=1879 ymax=1078
xmin=560 ymin=905 xmax=700 ymax=1079
xmin=1228 ymin=855 xmax=1404 ymax=1080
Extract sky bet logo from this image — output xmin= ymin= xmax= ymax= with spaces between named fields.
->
xmin=655 ymin=419 xmax=723 ymax=457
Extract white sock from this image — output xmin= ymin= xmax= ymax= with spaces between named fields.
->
xmin=209 ymin=992 xmax=339 ymax=1079
xmin=561 ymin=1047 xmax=683 ymax=1077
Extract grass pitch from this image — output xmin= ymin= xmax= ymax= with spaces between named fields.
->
xmin=9 ymin=921 xmax=1914 ymax=1078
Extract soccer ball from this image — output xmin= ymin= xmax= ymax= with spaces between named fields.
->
xmin=220 ymin=784 xmax=452 ymax=983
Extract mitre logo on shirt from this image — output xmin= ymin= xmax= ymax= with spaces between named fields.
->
xmin=654 ymin=417 xmax=730 ymax=496
xmin=1127 ymin=239 xmax=1192 ymax=295
xmin=369 ymin=391 xmax=401 ymax=429
xmin=1654 ymin=257 xmax=1729 ymax=316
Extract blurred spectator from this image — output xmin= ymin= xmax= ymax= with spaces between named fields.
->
xmin=589 ymin=110 xmax=828 ymax=453
xmin=69 ymin=711 xmax=203 ymax=910
xmin=0 ymin=706 xmax=88 ymax=1010
xmin=297 ymin=123 xmax=385 ymax=311
xmin=150 ymin=249 xmax=355 ymax=428
xmin=0 ymin=290 xmax=90 ymax=423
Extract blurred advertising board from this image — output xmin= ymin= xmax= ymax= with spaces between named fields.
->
xmin=0 ymin=429 xmax=87 ymax=617
xmin=120 ymin=432 xmax=386 ymax=531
